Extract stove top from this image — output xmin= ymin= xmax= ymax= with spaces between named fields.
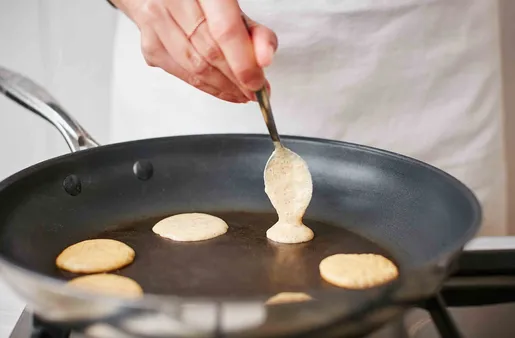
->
xmin=10 ymin=302 xmax=515 ymax=338
xmin=8 ymin=239 xmax=515 ymax=338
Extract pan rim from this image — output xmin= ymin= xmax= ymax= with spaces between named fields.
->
xmin=0 ymin=133 xmax=481 ymax=306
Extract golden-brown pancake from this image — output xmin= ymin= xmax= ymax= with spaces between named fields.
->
xmin=265 ymin=292 xmax=313 ymax=305
xmin=56 ymin=239 xmax=135 ymax=273
xmin=319 ymin=253 xmax=398 ymax=289
xmin=152 ymin=213 xmax=228 ymax=241
xmin=68 ymin=274 xmax=143 ymax=298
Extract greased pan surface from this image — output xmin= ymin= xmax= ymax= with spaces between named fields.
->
xmin=0 ymin=135 xmax=478 ymax=280
xmin=0 ymin=135 xmax=480 ymax=337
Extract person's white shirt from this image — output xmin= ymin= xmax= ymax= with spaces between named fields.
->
xmin=111 ymin=0 xmax=506 ymax=236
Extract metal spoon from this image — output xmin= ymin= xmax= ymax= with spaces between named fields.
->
xmin=255 ymin=86 xmax=282 ymax=149
xmin=241 ymin=20 xmax=314 ymax=245
xmin=241 ymin=17 xmax=307 ymax=148
xmin=255 ymin=83 xmax=314 ymax=244
xmin=241 ymin=16 xmax=282 ymax=150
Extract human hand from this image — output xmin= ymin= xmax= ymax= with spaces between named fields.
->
xmin=111 ymin=0 xmax=278 ymax=103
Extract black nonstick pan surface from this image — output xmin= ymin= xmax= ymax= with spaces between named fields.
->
xmin=0 ymin=67 xmax=481 ymax=337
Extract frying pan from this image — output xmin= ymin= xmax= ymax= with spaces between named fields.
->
xmin=0 ymin=66 xmax=481 ymax=338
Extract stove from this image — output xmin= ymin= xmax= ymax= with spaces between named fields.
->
xmin=8 ymin=238 xmax=515 ymax=338
xmin=9 ymin=299 xmax=515 ymax=338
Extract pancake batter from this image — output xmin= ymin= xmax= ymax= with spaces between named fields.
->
xmin=264 ymin=144 xmax=314 ymax=244
xmin=319 ymin=254 xmax=399 ymax=290
xmin=265 ymin=292 xmax=312 ymax=305
xmin=152 ymin=213 xmax=228 ymax=241
xmin=56 ymin=239 xmax=135 ymax=274
xmin=68 ymin=274 xmax=143 ymax=298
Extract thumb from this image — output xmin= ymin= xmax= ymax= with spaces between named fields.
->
xmin=246 ymin=17 xmax=278 ymax=68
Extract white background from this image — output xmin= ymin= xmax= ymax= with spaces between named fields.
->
xmin=0 ymin=1 xmax=116 ymax=335
xmin=1 ymin=0 xmax=515 ymax=228
xmin=0 ymin=0 xmax=116 ymax=180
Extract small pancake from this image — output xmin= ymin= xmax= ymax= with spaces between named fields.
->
xmin=266 ymin=223 xmax=314 ymax=244
xmin=265 ymin=292 xmax=313 ymax=305
xmin=68 ymin=274 xmax=143 ymax=298
xmin=319 ymin=253 xmax=399 ymax=289
xmin=152 ymin=213 xmax=228 ymax=242
xmin=56 ymin=239 xmax=135 ymax=274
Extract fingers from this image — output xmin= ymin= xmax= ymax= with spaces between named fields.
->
xmin=198 ymin=0 xmax=265 ymax=91
xmin=166 ymin=0 xmax=254 ymax=100
xmin=246 ymin=19 xmax=278 ymax=68
xmin=143 ymin=2 xmax=248 ymax=102
xmin=189 ymin=22 xmax=255 ymax=101
xmin=140 ymin=29 xmax=244 ymax=103
xmin=131 ymin=0 xmax=277 ymax=102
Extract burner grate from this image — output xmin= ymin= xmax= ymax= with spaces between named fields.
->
xmin=424 ymin=295 xmax=462 ymax=338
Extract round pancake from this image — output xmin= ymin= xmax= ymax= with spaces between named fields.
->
xmin=68 ymin=274 xmax=143 ymax=298
xmin=265 ymin=292 xmax=313 ymax=305
xmin=319 ymin=253 xmax=399 ymax=289
xmin=56 ymin=239 xmax=135 ymax=273
xmin=266 ymin=223 xmax=314 ymax=244
xmin=152 ymin=213 xmax=228 ymax=242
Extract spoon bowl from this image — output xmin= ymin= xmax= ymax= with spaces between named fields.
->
xmin=254 ymin=86 xmax=315 ymax=244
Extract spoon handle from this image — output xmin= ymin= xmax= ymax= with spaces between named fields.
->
xmin=255 ymin=88 xmax=281 ymax=145
xmin=242 ymin=17 xmax=282 ymax=146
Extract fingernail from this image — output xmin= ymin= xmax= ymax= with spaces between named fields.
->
xmin=265 ymin=81 xmax=271 ymax=97
xmin=242 ymin=90 xmax=254 ymax=101
xmin=263 ymin=44 xmax=275 ymax=67
xmin=246 ymin=79 xmax=265 ymax=91
xmin=240 ymin=69 xmax=265 ymax=91
xmin=243 ymin=91 xmax=257 ymax=102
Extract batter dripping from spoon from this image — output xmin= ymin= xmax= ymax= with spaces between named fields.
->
xmin=264 ymin=142 xmax=314 ymax=244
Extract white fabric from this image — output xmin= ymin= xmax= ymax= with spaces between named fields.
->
xmin=111 ymin=0 xmax=506 ymax=236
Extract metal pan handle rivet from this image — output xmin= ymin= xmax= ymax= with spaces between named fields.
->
xmin=62 ymin=174 xmax=82 ymax=196
xmin=133 ymin=160 xmax=154 ymax=181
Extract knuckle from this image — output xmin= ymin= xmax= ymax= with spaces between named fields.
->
xmin=193 ymin=62 xmax=211 ymax=76
xmin=144 ymin=57 xmax=156 ymax=67
xmin=188 ymin=76 xmax=203 ymax=87
xmin=137 ymin=0 xmax=161 ymax=25
xmin=204 ymin=45 xmax=224 ymax=63
xmin=141 ymin=42 xmax=161 ymax=67
xmin=187 ymin=51 xmax=210 ymax=75
xmin=144 ymin=0 xmax=161 ymax=17
xmin=141 ymin=44 xmax=159 ymax=60
xmin=192 ymin=80 xmax=221 ymax=97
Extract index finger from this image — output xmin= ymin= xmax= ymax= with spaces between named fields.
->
xmin=198 ymin=0 xmax=265 ymax=91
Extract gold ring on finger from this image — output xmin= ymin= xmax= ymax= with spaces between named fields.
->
xmin=186 ymin=16 xmax=206 ymax=40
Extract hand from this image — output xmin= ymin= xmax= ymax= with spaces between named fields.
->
xmin=111 ymin=0 xmax=278 ymax=103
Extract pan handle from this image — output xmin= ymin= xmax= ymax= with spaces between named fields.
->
xmin=0 ymin=66 xmax=99 ymax=152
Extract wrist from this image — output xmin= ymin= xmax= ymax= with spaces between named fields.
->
xmin=109 ymin=0 xmax=143 ymax=21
